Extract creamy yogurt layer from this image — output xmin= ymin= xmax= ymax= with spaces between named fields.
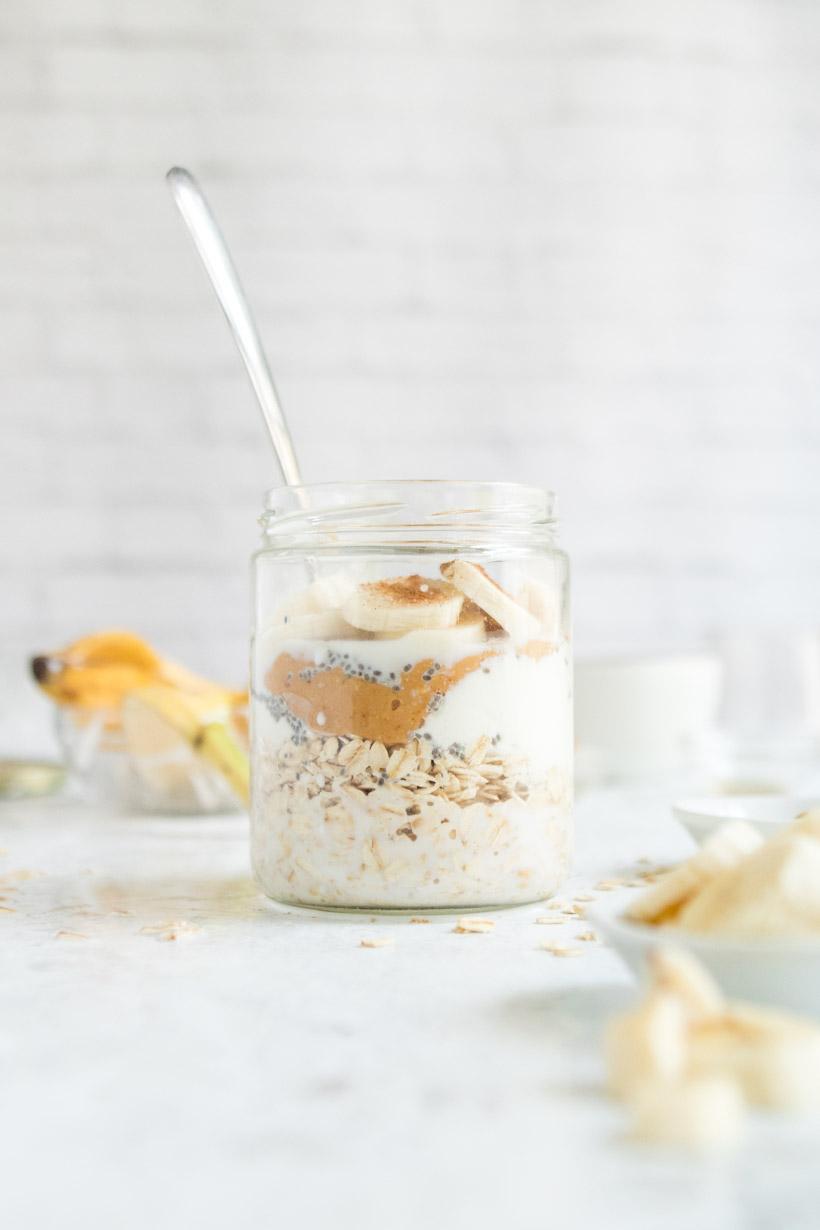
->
xmin=254 ymin=630 xmax=570 ymax=763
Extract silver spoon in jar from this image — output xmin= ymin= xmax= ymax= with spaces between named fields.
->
xmin=165 ymin=166 xmax=303 ymax=489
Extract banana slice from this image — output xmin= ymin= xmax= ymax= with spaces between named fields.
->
xmin=370 ymin=618 xmax=487 ymax=646
xmin=630 ymin=1077 xmax=745 ymax=1151
xmin=453 ymin=607 xmax=489 ymax=641
xmin=516 ymin=578 xmax=558 ymax=636
xmin=440 ymin=560 xmax=540 ymax=642
xmin=605 ymin=991 xmax=688 ymax=1097
xmin=456 ymin=598 xmax=500 ymax=637
xmin=626 ymin=820 xmax=763 ymax=924
xmin=792 ymin=808 xmax=820 ymax=841
xmin=341 ymin=575 xmax=463 ymax=634
xmin=689 ymin=1003 xmax=820 ymax=1110
xmin=606 ymin=944 xmax=820 ymax=1147
xmin=310 ymin=572 xmax=355 ymax=609
xmin=648 ymin=948 xmax=724 ymax=1019
xmin=675 ymin=834 xmax=820 ymax=938
xmin=276 ymin=611 xmax=358 ymax=639
xmin=272 ymin=573 xmax=355 ymax=624
xmin=255 ymin=611 xmax=360 ymax=678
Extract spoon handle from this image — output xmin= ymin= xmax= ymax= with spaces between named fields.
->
xmin=166 ymin=166 xmax=303 ymax=488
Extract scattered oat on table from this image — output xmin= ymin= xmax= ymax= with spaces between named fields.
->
xmin=55 ymin=930 xmax=88 ymax=941
xmin=540 ymin=942 xmax=581 ymax=957
xmin=577 ymin=930 xmax=598 ymax=943
xmin=409 ymin=917 xmax=430 ymax=925
xmin=0 ymin=905 xmax=17 ymax=914
xmin=453 ymin=917 xmax=495 ymax=934
xmin=360 ymin=936 xmax=393 ymax=948
xmin=574 ymin=892 xmax=596 ymax=902
xmin=635 ymin=864 xmax=673 ymax=883
xmin=534 ymin=915 xmax=564 ymax=925
xmin=139 ymin=920 xmax=201 ymax=942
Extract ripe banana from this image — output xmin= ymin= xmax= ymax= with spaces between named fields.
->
xmin=123 ymin=686 xmax=249 ymax=806
xmin=342 ymin=574 xmax=463 ymax=634
xmin=626 ymin=819 xmax=763 ymax=924
xmin=440 ymin=560 xmax=540 ymax=642
xmin=40 ymin=631 xmax=161 ymax=672
xmin=31 ymin=630 xmax=244 ymax=715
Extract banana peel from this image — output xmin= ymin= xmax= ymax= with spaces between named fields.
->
xmin=31 ymin=630 xmax=246 ymax=716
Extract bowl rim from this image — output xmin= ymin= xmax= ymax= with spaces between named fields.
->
xmin=672 ymin=794 xmax=820 ymax=825
xmin=590 ymin=897 xmax=820 ymax=958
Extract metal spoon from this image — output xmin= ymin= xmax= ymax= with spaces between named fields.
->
xmin=165 ymin=166 xmax=303 ymax=489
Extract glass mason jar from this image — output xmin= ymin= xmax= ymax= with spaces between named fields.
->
xmin=250 ymin=481 xmax=572 ymax=911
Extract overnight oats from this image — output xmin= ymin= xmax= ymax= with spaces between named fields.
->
xmin=250 ymin=482 xmax=572 ymax=910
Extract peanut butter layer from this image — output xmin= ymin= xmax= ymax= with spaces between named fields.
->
xmin=265 ymin=650 xmax=494 ymax=744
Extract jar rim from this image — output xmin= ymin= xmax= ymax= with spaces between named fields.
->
xmin=259 ymin=480 xmax=557 ymax=553
xmin=263 ymin=479 xmax=554 ymax=517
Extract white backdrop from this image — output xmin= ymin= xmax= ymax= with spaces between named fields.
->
xmin=4 ymin=0 xmax=820 ymax=692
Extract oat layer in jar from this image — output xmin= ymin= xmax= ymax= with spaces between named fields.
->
xmin=251 ymin=482 xmax=572 ymax=911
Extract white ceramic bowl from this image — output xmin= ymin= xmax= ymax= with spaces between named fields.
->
xmin=592 ymin=900 xmax=820 ymax=1018
xmin=672 ymin=795 xmax=820 ymax=846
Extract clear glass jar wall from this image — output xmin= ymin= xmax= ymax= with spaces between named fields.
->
xmin=250 ymin=482 xmax=572 ymax=910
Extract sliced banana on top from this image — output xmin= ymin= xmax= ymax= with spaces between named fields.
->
xmin=254 ymin=611 xmax=360 ymax=678
xmin=275 ymin=611 xmax=359 ymax=640
xmin=626 ymin=819 xmax=763 ymax=924
xmin=516 ymin=577 xmax=558 ymax=636
xmin=342 ymin=575 xmax=463 ymax=634
xmin=440 ymin=560 xmax=541 ymax=643
xmin=370 ymin=617 xmax=487 ymax=645
xmin=271 ymin=572 xmax=355 ymax=625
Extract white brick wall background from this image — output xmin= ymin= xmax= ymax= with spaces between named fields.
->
xmin=3 ymin=0 xmax=820 ymax=730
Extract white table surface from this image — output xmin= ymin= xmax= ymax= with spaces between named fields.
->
xmin=2 ymin=789 xmax=819 ymax=1230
